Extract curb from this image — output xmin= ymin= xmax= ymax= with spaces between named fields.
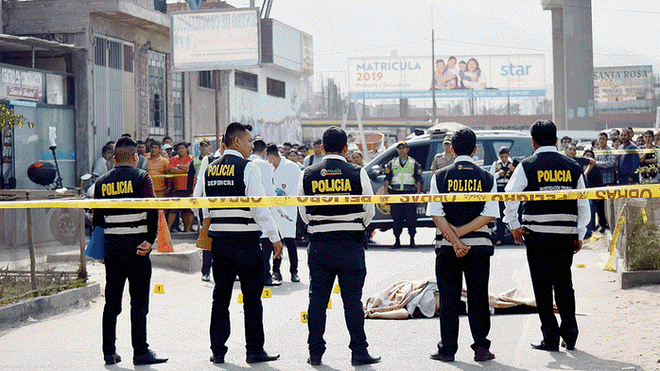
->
xmin=0 ymin=283 xmax=100 ymax=330
xmin=150 ymin=249 xmax=202 ymax=273
xmin=620 ymin=270 xmax=660 ymax=289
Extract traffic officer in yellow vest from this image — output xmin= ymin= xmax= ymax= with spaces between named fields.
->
xmin=384 ymin=141 xmax=423 ymax=249
xmin=197 ymin=122 xmax=283 ymax=364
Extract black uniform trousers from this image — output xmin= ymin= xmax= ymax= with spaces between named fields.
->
xmin=261 ymin=238 xmax=274 ymax=282
xmin=273 ymin=237 xmax=299 ymax=275
xmin=210 ymin=233 xmax=266 ymax=357
xmin=524 ymin=231 xmax=578 ymax=346
xmin=102 ymin=235 xmax=152 ymax=357
xmin=390 ymin=202 xmax=417 ymax=239
xmin=435 ymin=249 xmax=491 ymax=355
xmin=307 ymin=237 xmax=368 ymax=357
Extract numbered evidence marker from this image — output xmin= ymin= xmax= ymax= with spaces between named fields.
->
xmin=333 ymin=284 xmax=341 ymax=293
xmin=301 ymin=311 xmax=308 ymax=323
xmin=261 ymin=288 xmax=272 ymax=298
xmin=154 ymin=284 xmax=164 ymax=294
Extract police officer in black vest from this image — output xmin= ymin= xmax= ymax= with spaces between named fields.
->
xmin=427 ymin=128 xmax=498 ymax=363
xmin=198 ymin=122 xmax=283 ymax=364
xmin=93 ymin=137 xmax=167 ymax=366
xmin=298 ymin=126 xmax=380 ymax=366
xmin=490 ymin=146 xmax=520 ymax=245
xmin=503 ymin=119 xmax=589 ymax=352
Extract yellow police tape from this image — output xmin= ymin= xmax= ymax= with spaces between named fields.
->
xmin=151 ymin=174 xmax=187 ymax=178
xmin=0 ymin=184 xmax=659 ymax=209
xmin=603 ymin=203 xmax=626 ymax=272
xmin=589 ymin=148 xmax=656 ymax=155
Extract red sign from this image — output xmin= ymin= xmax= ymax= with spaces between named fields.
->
xmin=7 ymin=85 xmax=39 ymax=101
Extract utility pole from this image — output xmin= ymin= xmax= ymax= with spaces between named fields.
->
xmin=431 ymin=5 xmax=437 ymax=123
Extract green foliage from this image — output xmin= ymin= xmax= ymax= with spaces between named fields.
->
xmin=627 ymin=211 xmax=660 ymax=271
xmin=0 ymin=104 xmax=35 ymax=134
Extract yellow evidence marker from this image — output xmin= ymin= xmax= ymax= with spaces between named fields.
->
xmin=327 ymin=299 xmax=332 ymax=309
xmin=262 ymin=288 xmax=272 ymax=298
xmin=153 ymin=284 xmax=164 ymax=294
xmin=301 ymin=312 xmax=308 ymax=323
xmin=333 ymin=284 xmax=341 ymax=293
xmin=238 ymin=293 xmax=243 ymax=303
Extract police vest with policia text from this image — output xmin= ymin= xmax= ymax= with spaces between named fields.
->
xmin=204 ymin=154 xmax=260 ymax=237
xmin=302 ymin=158 xmax=365 ymax=240
xmin=520 ymin=152 xmax=582 ymax=238
xmin=95 ymin=166 xmax=151 ymax=237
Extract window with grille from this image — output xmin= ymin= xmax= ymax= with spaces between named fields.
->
xmin=94 ymin=37 xmax=106 ymax=67
xmin=148 ymin=50 xmax=166 ymax=130
xmin=172 ymin=72 xmax=184 ymax=139
xmin=267 ymin=78 xmax=285 ymax=98
xmin=235 ymin=70 xmax=258 ymax=91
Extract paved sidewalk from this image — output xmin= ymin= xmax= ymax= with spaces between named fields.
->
xmin=0 ymin=229 xmax=657 ymax=370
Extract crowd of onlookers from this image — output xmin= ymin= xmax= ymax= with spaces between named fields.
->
xmin=90 ymin=134 xmax=363 ymax=233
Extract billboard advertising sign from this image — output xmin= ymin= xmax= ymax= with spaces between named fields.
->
xmin=594 ymin=65 xmax=654 ymax=111
xmin=301 ymin=32 xmax=313 ymax=76
xmin=348 ymin=55 xmax=546 ymax=99
xmin=172 ymin=8 xmax=260 ymax=71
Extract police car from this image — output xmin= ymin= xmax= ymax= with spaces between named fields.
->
xmin=364 ymin=128 xmax=534 ymax=233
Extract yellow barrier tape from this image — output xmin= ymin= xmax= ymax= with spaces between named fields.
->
xmin=603 ymin=204 xmax=626 ymax=272
xmin=590 ymin=148 xmax=656 ymax=155
xmin=152 ymin=174 xmax=187 ymax=178
xmin=0 ymin=184 xmax=659 ymax=209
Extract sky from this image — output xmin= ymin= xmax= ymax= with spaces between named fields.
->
xmin=171 ymin=0 xmax=660 ymax=91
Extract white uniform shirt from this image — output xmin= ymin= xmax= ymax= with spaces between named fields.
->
xmin=249 ymin=154 xmax=279 ymax=239
xmin=502 ymin=146 xmax=590 ymax=241
xmin=272 ymin=157 xmax=302 ymax=238
xmin=194 ymin=149 xmax=280 ymax=243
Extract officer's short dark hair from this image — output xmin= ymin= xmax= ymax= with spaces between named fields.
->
xmin=121 ymin=133 xmax=132 ymax=138
xmin=598 ymin=132 xmax=608 ymax=139
xmin=644 ymin=130 xmax=654 ymax=137
xmin=451 ymin=128 xmax=476 ymax=156
xmin=561 ymin=135 xmax=572 ymax=144
xmin=530 ymin=119 xmax=557 ymax=147
xmin=136 ymin=140 xmax=145 ymax=145
xmin=498 ymin=146 xmax=510 ymax=155
xmin=102 ymin=144 xmax=114 ymax=155
xmin=313 ymin=139 xmax=322 ymax=146
xmin=114 ymin=137 xmax=137 ymax=163
xmin=253 ymin=139 xmax=267 ymax=153
xmin=224 ymin=122 xmax=252 ymax=147
xmin=322 ymin=126 xmax=347 ymax=153
xmin=266 ymin=144 xmax=280 ymax=157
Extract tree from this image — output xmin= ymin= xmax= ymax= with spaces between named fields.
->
xmin=0 ymin=104 xmax=34 ymax=189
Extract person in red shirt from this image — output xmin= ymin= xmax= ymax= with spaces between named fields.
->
xmin=168 ymin=141 xmax=194 ymax=232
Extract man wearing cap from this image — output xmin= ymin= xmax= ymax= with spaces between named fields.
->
xmin=489 ymin=146 xmax=519 ymax=245
xmin=384 ymin=141 xmax=423 ymax=249
xmin=431 ymin=136 xmax=456 ymax=172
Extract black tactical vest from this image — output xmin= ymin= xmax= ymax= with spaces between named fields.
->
xmin=435 ymin=160 xmax=495 ymax=254
xmin=95 ymin=166 xmax=150 ymax=237
xmin=302 ymin=158 xmax=365 ymax=241
xmin=205 ymin=154 xmax=260 ymax=238
xmin=520 ymin=151 xmax=582 ymax=237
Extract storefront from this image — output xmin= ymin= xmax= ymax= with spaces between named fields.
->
xmin=0 ymin=35 xmax=80 ymax=190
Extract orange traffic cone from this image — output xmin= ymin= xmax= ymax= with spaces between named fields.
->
xmin=157 ymin=210 xmax=173 ymax=253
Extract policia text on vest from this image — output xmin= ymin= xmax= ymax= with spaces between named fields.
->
xmin=427 ymin=128 xmax=498 ymax=362
xmin=197 ymin=122 xmax=283 ymax=364
xmin=298 ymin=126 xmax=380 ymax=366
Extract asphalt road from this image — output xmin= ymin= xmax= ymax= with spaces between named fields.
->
xmin=0 ymin=228 xmax=643 ymax=370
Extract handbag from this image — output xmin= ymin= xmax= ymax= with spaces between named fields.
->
xmin=84 ymin=226 xmax=105 ymax=260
